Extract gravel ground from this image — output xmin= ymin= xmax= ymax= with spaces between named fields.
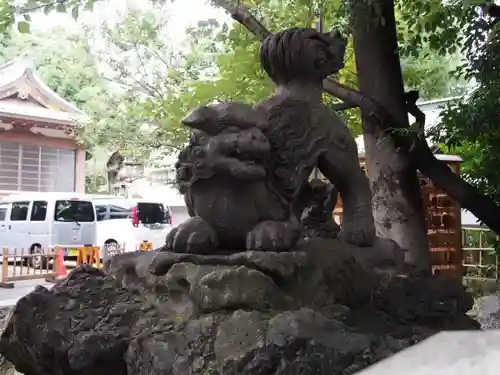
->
xmin=470 ymin=293 xmax=500 ymax=329
xmin=0 ymin=308 xmax=12 ymax=328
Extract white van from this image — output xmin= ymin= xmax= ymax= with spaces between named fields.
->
xmin=0 ymin=192 xmax=97 ymax=266
xmin=91 ymin=197 xmax=173 ymax=253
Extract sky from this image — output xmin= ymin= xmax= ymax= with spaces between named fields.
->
xmin=29 ymin=0 xmax=230 ymax=45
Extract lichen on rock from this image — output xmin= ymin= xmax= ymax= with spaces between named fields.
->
xmin=0 ymin=237 xmax=478 ymax=375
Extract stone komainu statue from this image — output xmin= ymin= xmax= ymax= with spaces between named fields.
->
xmin=167 ymin=27 xmax=375 ymax=254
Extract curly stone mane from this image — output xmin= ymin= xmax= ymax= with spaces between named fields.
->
xmin=256 ymin=28 xmax=346 ymax=202
xmin=175 ymin=131 xmax=215 ymax=194
xmin=259 ymin=99 xmax=327 ymax=203
xmin=259 ymin=28 xmax=346 ymax=85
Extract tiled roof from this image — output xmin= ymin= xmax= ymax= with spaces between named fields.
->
xmin=0 ymin=55 xmax=86 ymax=125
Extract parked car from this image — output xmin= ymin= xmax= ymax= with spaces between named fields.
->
xmin=91 ymin=197 xmax=173 ymax=254
xmin=0 ymin=192 xmax=97 ymax=267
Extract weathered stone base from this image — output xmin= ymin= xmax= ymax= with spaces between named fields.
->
xmin=0 ymin=238 xmax=478 ymax=375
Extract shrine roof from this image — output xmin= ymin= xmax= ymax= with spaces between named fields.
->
xmin=0 ymin=55 xmax=87 ymax=125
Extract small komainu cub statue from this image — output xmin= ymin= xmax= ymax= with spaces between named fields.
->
xmin=166 ymin=27 xmax=375 ymax=254
xmin=301 ymin=179 xmax=341 ymax=240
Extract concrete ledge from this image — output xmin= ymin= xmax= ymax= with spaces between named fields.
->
xmin=359 ymin=331 xmax=500 ymax=375
xmin=0 ymin=299 xmax=17 ymax=308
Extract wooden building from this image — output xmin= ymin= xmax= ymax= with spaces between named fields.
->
xmin=331 ymin=153 xmax=463 ymax=279
xmin=0 ymin=55 xmax=87 ymax=198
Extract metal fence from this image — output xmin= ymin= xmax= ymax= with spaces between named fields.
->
xmin=462 ymin=227 xmax=500 ymax=282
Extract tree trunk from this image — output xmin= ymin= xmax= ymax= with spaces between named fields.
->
xmin=351 ymin=0 xmax=430 ymax=273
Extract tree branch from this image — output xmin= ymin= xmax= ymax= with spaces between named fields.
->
xmin=485 ymin=3 xmax=500 ymax=18
xmin=105 ymin=56 xmax=160 ymax=98
xmin=101 ymin=75 xmax=151 ymax=94
xmin=405 ymin=90 xmax=425 ymax=135
xmin=143 ymin=44 xmax=173 ymax=72
xmin=330 ymin=101 xmax=359 ymax=111
xmin=18 ymin=0 xmax=59 ymax=14
xmin=211 ymin=0 xmax=271 ymax=41
xmin=132 ymin=42 xmax=166 ymax=100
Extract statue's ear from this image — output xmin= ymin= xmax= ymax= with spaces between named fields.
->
xmin=182 ymin=106 xmax=217 ymax=130
xmin=216 ymin=102 xmax=268 ymax=129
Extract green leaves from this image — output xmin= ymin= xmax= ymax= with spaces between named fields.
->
xmin=202 ymin=0 xmax=464 ymax=134
xmin=0 ymin=0 xmax=13 ymax=33
xmin=84 ymin=0 xmax=94 ymax=12
xmin=55 ymin=2 xmax=66 ymax=13
xmin=395 ymin=0 xmax=473 ymax=57
xmin=0 ymin=0 xmax=489 ymax=192
xmin=43 ymin=4 xmax=54 ymax=15
xmin=71 ymin=6 xmax=79 ymax=20
xmin=433 ymin=14 xmax=500 ymax=204
xmin=17 ymin=21 xmax=30 ymax=33
xmin=0 ymin=0 xmax=99 ymax=35
xmin=75 ymin=2 xmax=201 ymax=160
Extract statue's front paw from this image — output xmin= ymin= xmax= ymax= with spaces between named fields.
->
xmin=339 ymin=217 xmax=376 ymax=247
xmin=165 ymin=216 xmax=219 ymax=254
xmin=246 ymin=220 xmax=299 ymax=252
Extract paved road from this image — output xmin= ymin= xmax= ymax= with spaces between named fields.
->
xmin=0 ymin=258 xmax=98 ymax=308
xmin=0 ymin=278 xmax=53 ymax=307
xmin=0 ymin=263 xmax=73 ymax=308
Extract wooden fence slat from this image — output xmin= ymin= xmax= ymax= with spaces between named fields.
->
xmin=0 ymin=247 xmax=57 ymax=288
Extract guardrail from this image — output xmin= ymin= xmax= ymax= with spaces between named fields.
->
xmin=0 ymin=242 xmax=155 ymax=288
xmin=102 ymin=245 xmax=124 ymax=264
xmin=137 ymin=241 xmax=153 ymax=251
xmin=74 ymin=246 xmax=101 ymax=268
xmin=463 ymin=246 xmax=499 ymax=281
xmin=0 ymin=247 xmax=58 ymax=289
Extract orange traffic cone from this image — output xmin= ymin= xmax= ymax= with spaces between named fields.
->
xmin=54 ymin=247 xmax=68 ymax=280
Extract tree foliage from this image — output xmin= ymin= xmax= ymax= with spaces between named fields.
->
xmin=0 ymin=25 xmax=105 ymax=108
xmin=0 ymin=1 xmax=221 ymax=167
xmin=3 ymin=0 xmax=470 ymax=139
xmin=6 ymin=0 xmax=500 ymax=221
xmin=0 ymin=23 xmax=113 ymax=192
xmin=435 ymin=5 xmax=500 ymax=204
xmin=79 ymin=4 xmax=197 ymax=161
xmin=178 ymin=0 xmax=467 ymax=137
xmin=0 ymin=0 xmax=96 ymax=34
